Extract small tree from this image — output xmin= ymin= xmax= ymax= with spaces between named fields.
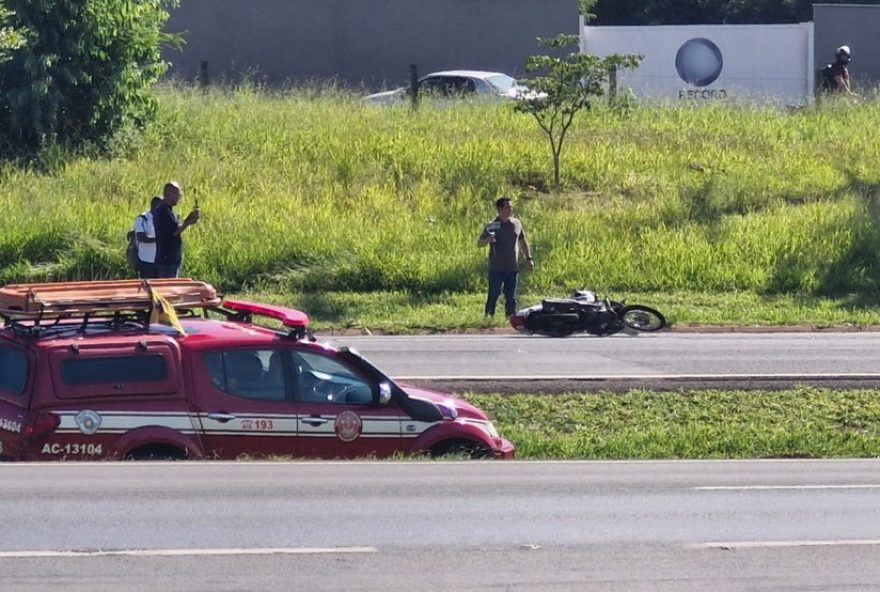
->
xmin=0 ymin=0 xmax=182 ymax=157
xmin=515 ymin=34 xmax=641 ymax=187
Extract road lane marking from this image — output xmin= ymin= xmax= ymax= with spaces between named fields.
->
xmin=695 ymin=484 xmax=880 ymax=491
xmin=691 ymin=540 xmax=880 ymax=549
xmin=0 ymin=547 xmax=377 ymax=559
xmin=396 ymin=373 xmax=880 ymax=380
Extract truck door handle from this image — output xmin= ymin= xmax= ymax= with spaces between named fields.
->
xmin=207 ymin=412 xmax=237 ymax=423
xmin=302 ymin=416 xmax=328 ymax=426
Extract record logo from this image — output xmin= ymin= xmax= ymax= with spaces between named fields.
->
xmin=675 ymin=38 xmax=723 ymax=87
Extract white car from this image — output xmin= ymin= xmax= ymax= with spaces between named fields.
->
xmin=362 ymin=70 xmax=525 ymax=104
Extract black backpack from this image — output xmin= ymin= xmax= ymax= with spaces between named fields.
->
xmin=821 ymin=64 xmax=835 ymax=90
xmin=125 ymin=214 xmax=146 ymax=271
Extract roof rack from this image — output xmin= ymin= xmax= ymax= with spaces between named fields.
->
xmin=0 ymin=279 xmax=221 ymax=322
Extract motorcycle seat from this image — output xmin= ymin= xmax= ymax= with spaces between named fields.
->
xmin=541 ymin=298 xmax=581 ymax=314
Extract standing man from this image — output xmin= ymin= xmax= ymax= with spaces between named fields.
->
xmin=134 ymin=196 xmax=162 ymax=279
xmin=821 ymin=45 xmax=854 ymax=96
xmin=477 ymin=196 xmax=534 ymax=317
xmin=154 ymin=181 xmax=200 ymax=278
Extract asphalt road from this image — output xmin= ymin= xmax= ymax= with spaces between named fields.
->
xmin=320 ymin=332 xmax=880 ymax=392
xmin=2 ymin=460 xmax=880 ymax=591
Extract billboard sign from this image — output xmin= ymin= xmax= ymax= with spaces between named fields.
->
xmin=581 ymin=22 xmax=814 ymax=104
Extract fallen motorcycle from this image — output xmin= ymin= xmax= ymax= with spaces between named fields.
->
xmin=509 ymin=288 xmax=666 ymax=337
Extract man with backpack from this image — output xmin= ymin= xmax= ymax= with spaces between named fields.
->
xmin=130 ymin=196 xmax=162 ymax=279
xmin=821 ymin=45 xmax=855 ymax=96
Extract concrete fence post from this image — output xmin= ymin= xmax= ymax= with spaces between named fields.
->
xmin=198 ymin=61 xmax=210 ymax=89
xmin=608 ymin=64 xmax=617 ymax=102
xmin=409 ymin=64 xmax=419 ymax=111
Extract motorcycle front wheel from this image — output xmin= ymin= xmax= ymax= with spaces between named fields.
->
xmin=620 ymin=305 xmax=666 ymax=332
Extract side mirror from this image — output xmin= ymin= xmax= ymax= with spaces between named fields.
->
xmin=377 ymin=381 xmax=392 ymax=406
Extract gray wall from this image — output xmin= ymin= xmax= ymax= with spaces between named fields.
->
xmin=814 ymin=4 xmax=880 ymax=88
xmin=164 ymin=0 xmax=578 ymax=89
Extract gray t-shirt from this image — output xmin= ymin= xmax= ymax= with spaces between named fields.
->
xmin=480 ymin=216 xmax=526 ymax=273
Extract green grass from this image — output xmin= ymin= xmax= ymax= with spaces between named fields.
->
xmin=465 ymin=387 xmax=880 ymax=459
xmin=1 ymin=84 xmax=880 ymax=329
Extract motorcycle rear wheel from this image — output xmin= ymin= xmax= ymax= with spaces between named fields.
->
xmin=620 ymin=305 xmax=666 ymax=332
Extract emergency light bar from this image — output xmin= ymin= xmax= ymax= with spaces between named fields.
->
xmin=221 ymin=299 xmax=311 ymax=338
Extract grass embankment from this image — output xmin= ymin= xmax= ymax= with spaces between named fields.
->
xmin=1 ymin=85 xmax=879 ymax=329
xmin=466 ymin=387 xmax=880 ymax=459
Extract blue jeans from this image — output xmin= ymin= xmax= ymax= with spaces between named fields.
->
xmin=485 ymin=271 xmax=519 ymax=316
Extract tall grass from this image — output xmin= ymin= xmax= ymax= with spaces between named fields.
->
xmin=1 ymin=83 xmax=879 ymax=323
xmin=467 ymin=387 xmax=880 ymax=459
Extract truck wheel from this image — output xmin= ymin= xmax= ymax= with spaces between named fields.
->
xmin=430 ymin=439 xmax=490 ymax=459
xmin=124 ymin=444 xmax=187 ymax=461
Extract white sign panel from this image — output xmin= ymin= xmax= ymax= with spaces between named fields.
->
xmin=581 ymin=22 xmax=814 ymax=104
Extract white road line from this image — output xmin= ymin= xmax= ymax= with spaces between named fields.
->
xmin=691 ymin=540 xmax=880 ymax=549
xmin=396 ymin=373 xmax=880 ymax=380
xmin=0 ymin=547 xmax=377 ymax=559
xmin=695 ymin=484 xmax=880 ymax=491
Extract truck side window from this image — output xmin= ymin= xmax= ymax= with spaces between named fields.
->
xmin=292 ymin=351 xmax=372 ymax=405
xmin=205 ymin=352 xmax=226 ymax=390
xmin=60 ymin=355 xmax=167 ymax=386
xmin=205 ymin=350 xmax=286 ymax=402
xmin=0 ymin=345 xmax=27 ymax=396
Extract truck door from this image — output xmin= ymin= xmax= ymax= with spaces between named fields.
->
xmin=290 ymin=350 xmax=403 ymax=459
xmin=192 ymin=348 xmax=301 ymax=459
xmin=0 ymin=343 xmax=30 ymax=460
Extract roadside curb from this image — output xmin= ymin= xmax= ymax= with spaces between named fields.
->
xmin=318 ymin=324 xmax=880 ymax=336
xmin=402 ymin=375 xmax=880 ymax=395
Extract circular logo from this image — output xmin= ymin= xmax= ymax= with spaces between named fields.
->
xmin=675 ymin=38 xmax=723 ymax=87
xmin=334 ymin=410 xmax=362 ymax=443
xmin=75 ymin=409 xmax=102 ymax=435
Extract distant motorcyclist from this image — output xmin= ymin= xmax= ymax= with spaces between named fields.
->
xmin=821 ymin=45 xmax=855 ymax=96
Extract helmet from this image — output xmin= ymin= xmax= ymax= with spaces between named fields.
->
xmin=836 ymin=45 xmax=851 ymax=63
xmin=571 ymin=288 xmax=597 ymax=303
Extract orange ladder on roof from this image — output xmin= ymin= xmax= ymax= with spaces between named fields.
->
xmin=0 ymin=279 xmax=221 ymax=318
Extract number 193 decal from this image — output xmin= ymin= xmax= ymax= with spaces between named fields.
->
xmin=240 ymin=419 xmax=274 ymax=430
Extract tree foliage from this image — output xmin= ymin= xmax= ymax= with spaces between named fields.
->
xmin=0 ymin=0 xmax=181 ymax=157
xmin=0 ymin=3 xmax=25 ymax=63
xmin=591 ymin=0 xmax=874 ymax=25
xmin=515 ymin=34 xmax=641 ymax=186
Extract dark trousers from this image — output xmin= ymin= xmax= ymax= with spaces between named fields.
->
xmin=154 ymin=263 xmax=180 ymax=278
xmin=138 ymin=260 xmax=157 ymax=279
xmin=485 ymin=270 xmax=519 ymax=316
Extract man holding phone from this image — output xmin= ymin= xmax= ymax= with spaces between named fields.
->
xmin=154 ymin=180 xmax=201 ymax=278
xmin=477 ymin=196 xmax=534 ymax=317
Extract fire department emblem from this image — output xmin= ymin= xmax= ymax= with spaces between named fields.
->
xmin=75 ymin=409 xmax=102 ymax=435
xmin=334 ymin=410 xmax=362 ymax=442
